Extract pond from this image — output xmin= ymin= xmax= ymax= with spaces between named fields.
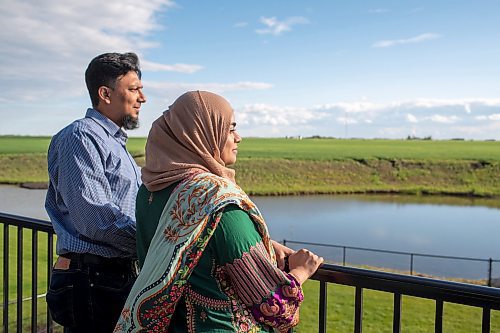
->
xmin=252 ymin=194 xmax=500 ymax=280
xmin=1 ymin=185 xmax=498 ymax=280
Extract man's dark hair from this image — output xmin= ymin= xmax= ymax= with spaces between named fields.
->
xmin=85 ymin=52 xmax=142 ymax=107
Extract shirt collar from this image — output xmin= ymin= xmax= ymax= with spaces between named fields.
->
xmin=85 ymin=108 xmax=128 ymax=144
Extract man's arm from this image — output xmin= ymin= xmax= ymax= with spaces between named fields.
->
xmin=56 ymin=130 xmax=136 ymax=253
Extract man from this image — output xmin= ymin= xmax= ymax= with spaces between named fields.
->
xmin=45 ymin=52 xmax=146 ymax=332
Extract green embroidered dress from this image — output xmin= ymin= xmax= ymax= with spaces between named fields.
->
xmin=114 ymin=173 xmax=303 ymax=332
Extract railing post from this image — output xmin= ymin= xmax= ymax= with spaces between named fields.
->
xmin=342 ymin=246 xmax=346 ymax=266
xmin=17 ymin=227 xmax=23 ymax=333
xmin=488 ymin=258 xmax=492 ymax=287
xmin=319 ymin=281 xmax=327 ymax=333
xmin=283 ymin=239 xmax=287 ymax=247
xmin=482 ymin=307 xmax=491 ymax=333
xmin=410 ymin=254 xmax=414 ymax=275
xmin=3 ymin=223 xmax=9 ymax=333
xmin=47 ymin=232 xmax=54 ymax=333
xmin=354 ymin=287 xmax=363 ymax=333
xmin=31 ymin=230 xmax=38 ymax=333
xmin=435 ymin=300 xmax=443 ymax=333
xmin=393 ymin=293 xmax=401 ymax=333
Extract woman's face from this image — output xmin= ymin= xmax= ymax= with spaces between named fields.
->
xmin=220 ymin=113 xmax=241 ymax=166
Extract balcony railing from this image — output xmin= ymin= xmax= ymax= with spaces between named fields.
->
xmin=311 ymin=264 xmax=500 ymax=332
xmin=1 ymin=212 xmax=499 ymax=332
xmin=284 ymin=239 xmax=500 ymax=286
xmin=0 ymin=212 xmax=55 ymax=333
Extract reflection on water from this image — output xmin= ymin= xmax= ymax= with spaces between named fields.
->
xmin=251 ymin=194 xmax=500 ymax=280
xmin=0 ymin=186 xmax=498 ymax=280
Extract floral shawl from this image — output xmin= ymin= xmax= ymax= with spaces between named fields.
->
xmin=114 ymin=172 xmax=275 ymax=332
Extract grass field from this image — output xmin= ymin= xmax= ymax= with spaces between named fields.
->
xmin=2 ymin=136 xmax=500 ymax=197
xmin=235 ymin=138 xmax=500 ymax=161
xmin=2 ymin=136 xmax=500 ymax=160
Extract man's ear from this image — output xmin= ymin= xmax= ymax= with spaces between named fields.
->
xmin=97 ymin=86 xmax=112 ymax=104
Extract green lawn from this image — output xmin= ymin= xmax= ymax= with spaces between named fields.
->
xmin=237 ymin=138 xmax=500 ymax=161
xmin=2 ymin=136 xmax=500 ymax=196
xmin=0 ymin=136 xmax=52 ymax=155
xmin=2 ymin=136 xmax=500 ymax=161
xmin=132 ymin=137 xmax=500 ymax=161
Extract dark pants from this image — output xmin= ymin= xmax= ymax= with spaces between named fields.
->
xmin=46 ymin=255 xmax=137 ymax=333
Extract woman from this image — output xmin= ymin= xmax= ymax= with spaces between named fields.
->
xmin=115 ymin=91 xmax=323 ymax=332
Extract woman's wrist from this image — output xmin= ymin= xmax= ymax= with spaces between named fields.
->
xmin=289 ymin=268 xmax=308 ymax=285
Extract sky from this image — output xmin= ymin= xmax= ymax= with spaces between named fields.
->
xmin=1 ymin=0 xmax=500 ymax=140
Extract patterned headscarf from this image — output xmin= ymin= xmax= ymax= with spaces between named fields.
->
xmin=141 ymin=91 xmax=236 ymax=192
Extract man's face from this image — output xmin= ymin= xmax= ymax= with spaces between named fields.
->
xmin=109 ymin=71 xmax=146 ymax=129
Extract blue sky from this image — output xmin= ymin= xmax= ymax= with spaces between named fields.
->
xmin=1 ymin=0 xmax=500 ymax=139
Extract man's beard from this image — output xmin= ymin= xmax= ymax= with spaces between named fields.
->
xmin=122 ymin=114 xmax=139 ymax=130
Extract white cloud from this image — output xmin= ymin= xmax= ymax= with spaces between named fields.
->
xmin=255 ymin=16 xmax=309 ymax=36
xmin=451 ymin=121 xmax=500 ymax=139
xmin=139 ymin=81 xmax=274 ymax=111
xmin=0 ymin=0 xmax=183 ymax=102
xmin=336 ymin=117 xmax=358 ymax=125
xmin=475 ymin=114 xmax=500 ymax=121
xmin=284 ymin=98 xmax=500 ymax=139
xmin=237 ymin=104 xmax=327 ymax=127
xmin=427 ymin=115 xmax=460 ymax=124
xmin=406 ymin=114 xmax=418 ymax=123
xmin=145 ymin=81 xmax=273 ymax=96
xmin=315 ymin=102 xmax=389 ymax=113
xmin=464 ymin=104 xmax=472 ymax=114
xmin=372 ymin=33 xmax=441 ymax=48
xmin=141 ymin=60 xmax=203 ymax=73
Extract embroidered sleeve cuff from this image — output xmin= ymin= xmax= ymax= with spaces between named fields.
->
xmin=251 ymin=275 xmax=304 ymax=331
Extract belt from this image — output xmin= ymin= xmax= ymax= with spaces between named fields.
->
xmin=61 ymin=252 xmax=137 ymax=271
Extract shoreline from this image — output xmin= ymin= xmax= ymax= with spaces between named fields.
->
xmin=8 ymin=181 xmax=500 ymax=199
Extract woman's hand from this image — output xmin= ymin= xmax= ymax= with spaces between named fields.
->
xmin=288 ymin=249 xmax=324 ymax=284
xmin=271 ymin=240 xmax=295 ymax=271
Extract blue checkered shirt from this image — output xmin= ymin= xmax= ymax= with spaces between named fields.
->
xmin=45 ymin=108 xmax=141 ymax=258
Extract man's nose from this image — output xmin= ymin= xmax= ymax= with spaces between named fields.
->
xmin=138 ymin=89 xmax=146 ymax=103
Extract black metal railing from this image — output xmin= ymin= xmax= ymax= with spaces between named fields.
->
xmin=311 ymin=264 xmax=500 ymax=332
xmin=1 ymin=212 xmax=499 ymax=332
xmin=0 ymin=212 xmax=55 ymax=333
xmin=284 ymin=239 xmax=500 ymax=286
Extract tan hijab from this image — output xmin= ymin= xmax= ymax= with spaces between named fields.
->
xmin=142 ymin=91 xmax=236 ymax=192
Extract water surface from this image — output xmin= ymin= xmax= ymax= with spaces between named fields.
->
xmin=1 ymin=186 xmax=498 ymax=279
